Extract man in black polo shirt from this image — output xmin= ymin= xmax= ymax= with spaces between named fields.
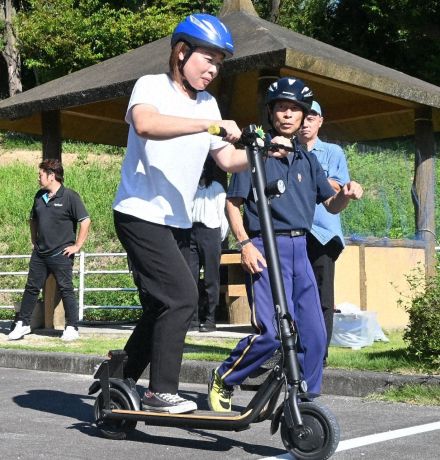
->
xmin=8 ymin=159 xmax=90 ymax=342
xmin=208 ymin=77 xmax=363 ymax=412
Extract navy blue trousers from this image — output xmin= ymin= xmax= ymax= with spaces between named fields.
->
xmin=217 ymin=235 xmax=326 ymax=394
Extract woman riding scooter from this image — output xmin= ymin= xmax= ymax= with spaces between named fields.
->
xmin=112 ymin=13 xmax=247 ymax=414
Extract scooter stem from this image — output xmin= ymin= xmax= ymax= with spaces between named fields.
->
xmin=243 ymin=125 xmax=302 ymax=386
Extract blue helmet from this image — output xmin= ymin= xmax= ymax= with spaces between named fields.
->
xmin=266 ymin=77 xmax=313 ymax=113
xmin=171 ymin=14 xmax=234 ymax=58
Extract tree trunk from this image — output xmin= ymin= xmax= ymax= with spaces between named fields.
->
xmin=1 ymin=0 xmax=22 ymax=96
xmin=270 ymin=0 xmax=281 ymax=22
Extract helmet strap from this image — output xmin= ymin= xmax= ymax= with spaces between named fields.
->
xmin=178 ymin=43 xmax=201 ymax=95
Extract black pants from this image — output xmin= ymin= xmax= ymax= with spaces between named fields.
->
xmin=306 ymin=233 xmax=343 ymax=359
xmin=189 ymin=223 xmax=222 ymax=326
xmin=114 ymin=211 xmax=198 ymax=394
xmin=19 ymin=250 xmax=77 ymax=327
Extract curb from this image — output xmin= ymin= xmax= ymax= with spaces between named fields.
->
xmin=1 ymin=349 xmax=438 ymax=397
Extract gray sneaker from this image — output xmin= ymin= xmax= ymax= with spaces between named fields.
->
xmin=142 ymin=390 xmax=197 ymax=414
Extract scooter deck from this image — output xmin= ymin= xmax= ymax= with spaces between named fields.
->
xmin=110 ymin=408 xmax=252 ymax=420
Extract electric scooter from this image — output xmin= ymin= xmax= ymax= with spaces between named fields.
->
xmin=88 ymin=125 xmax=340 ymax=460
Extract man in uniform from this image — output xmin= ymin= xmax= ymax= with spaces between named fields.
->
xmin=208 ymin=77 xmax=363 ymax=411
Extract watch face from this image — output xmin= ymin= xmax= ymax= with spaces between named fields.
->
xmin=277 ymin=179 xmax=286 ymax=194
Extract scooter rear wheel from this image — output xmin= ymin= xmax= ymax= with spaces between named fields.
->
xmin=94 ymin=387 xmax=137 ymax=440
xmin=280 ymin=401 xmax=340 ymax=460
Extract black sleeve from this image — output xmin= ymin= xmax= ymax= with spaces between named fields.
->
xmin=68 ymin=189 xmax=90 ymax=222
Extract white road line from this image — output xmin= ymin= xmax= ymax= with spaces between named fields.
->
xmin=336 ymin=421 xmax=440 ymax=452
xmin=260 ymin=421 xmax=440 ymax=459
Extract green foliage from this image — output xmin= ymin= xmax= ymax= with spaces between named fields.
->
xmin=277 ymin=0 xmax=440 ymax=86
xmin=254 ymin=1 xmax=440 ymax=86
xmin=15 ymin=0 xmax=223 ymax=84
xmin=82 ymin=308 xmax=142 ymax=322
xmin=0 ymin=309 xmax=14 ymax=320
xmin=341 ymin=143 xmax=417 ymax=239
xmin=368 ymin=383 xmax=440 ymax=406
xmin=398 ymin=265 xmax=440 ymax=369
xmin=0 ymin=132 xmax=124 ymax=155
xmin=0 ymin=162 xmax=36 ymax=254
xmin=0 ymin=18 xmax=5 ymax=52
xmin=328 ymin=330 xmax=412 ymax=372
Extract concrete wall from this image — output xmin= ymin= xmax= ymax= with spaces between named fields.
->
xmin=335 ymin=239 xmax=426 ymax=330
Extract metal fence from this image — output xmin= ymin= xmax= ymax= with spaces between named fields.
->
xmin=0 ymin=252 xmax=140 ymax=320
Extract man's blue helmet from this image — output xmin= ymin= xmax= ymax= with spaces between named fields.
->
xmin=266 ymin=77 xmax=313 ymax=113
xmin=171 ymin=14 xmax=234 ymax=58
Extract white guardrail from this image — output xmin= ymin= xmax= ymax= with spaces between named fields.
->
xmin=0 ymin=252 xmax=140 ymax=320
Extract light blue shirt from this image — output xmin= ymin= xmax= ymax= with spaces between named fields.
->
xmin=309 ymin=138 xmax=350 ymax=246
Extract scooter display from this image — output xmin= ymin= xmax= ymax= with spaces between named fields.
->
xmin=88 ymin=125 xmax=340 ymax=460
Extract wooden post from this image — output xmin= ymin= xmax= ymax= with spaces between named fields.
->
xmin=413 ymin=107 xmax=436 ymax=277
xmin=41 ymin=109 xmax=63 ymax=327
xmin=41 ymin=110 xmax=62 ymax=160
xmin=220 ymin=252 xmax=250 ymax=324
xmin=219 ymin=0 xmax=259 ymax=16
xmin=43 ymin=274 xmax=65 ymax=329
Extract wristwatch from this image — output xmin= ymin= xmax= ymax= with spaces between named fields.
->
xmin=237 ymin=238 xmax=252 ymax=251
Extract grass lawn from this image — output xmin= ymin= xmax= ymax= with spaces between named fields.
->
xmin=328 ymin=330 xmax=419 ymax=374
xmin=368 ymin=384 xmax=440 ymax=406
xmin=0 ymin=334 xmax=241 ymax=362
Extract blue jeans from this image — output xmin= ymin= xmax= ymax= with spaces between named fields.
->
xmin=19 ymin=250 xmax=78 ymax=327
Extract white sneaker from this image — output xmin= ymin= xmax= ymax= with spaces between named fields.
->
xmin=8 ymin=321 xmax=31 ymax=341
xmin=61 ymin=326 xmax=79 ymax=341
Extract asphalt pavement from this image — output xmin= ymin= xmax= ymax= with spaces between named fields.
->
xmin=0 ymin=320 xmax=438 ymax=398
xmin=3 ymin=367 xmax=440 ymax=460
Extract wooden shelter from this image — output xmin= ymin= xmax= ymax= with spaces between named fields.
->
xmin=0 ymin=0 xmax=438 ymax=272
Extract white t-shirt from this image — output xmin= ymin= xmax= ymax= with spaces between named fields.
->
xmin=192 ymin=181 xmax=229 ymax=240
xmin=113 ymin=74 xmax=228 ymax=228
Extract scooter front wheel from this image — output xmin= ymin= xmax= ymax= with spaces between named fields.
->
xmin=280 ymin=401 xmax=340 ymax=460
xmin=94 ymin=387 xmax=137 ymax=440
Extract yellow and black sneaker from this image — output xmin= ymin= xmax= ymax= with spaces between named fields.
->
xmin=208 ymin=368 xmax=234 ymax=412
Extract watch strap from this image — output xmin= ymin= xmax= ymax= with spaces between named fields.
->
xmin=238 ymin=238 xmax=251 ymax=250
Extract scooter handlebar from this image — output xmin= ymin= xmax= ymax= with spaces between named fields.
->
xmin=208 ymin=125 xmax=227 ymax=138
xmin=208 ymin=124 xmax=294 ymax=152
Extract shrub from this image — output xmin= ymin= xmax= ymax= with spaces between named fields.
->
xmin=0 ymin=309 xmax=15 ymax=320
xmin=398 ymin=264 xmax=440 ymax=369
xmin=82 ymin=307 xmax=142 ymax=323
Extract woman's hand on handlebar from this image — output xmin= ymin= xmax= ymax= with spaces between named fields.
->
xmin=211 ymin=120 xmax=242 ymax=143
xmin=268 ymin=136 xmax=293 ymax=158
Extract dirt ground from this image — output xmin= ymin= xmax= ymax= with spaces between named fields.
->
xmin=0 ymin=149 xmax=116 ymax=166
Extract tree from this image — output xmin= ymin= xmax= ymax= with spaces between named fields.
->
xmin=15 ymin=0 xmax=222 ymax=86
xmin=1 ymin=0 xmax=22 ymax=97
xmin=275 ymin=0 xmax=440 ymax=86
